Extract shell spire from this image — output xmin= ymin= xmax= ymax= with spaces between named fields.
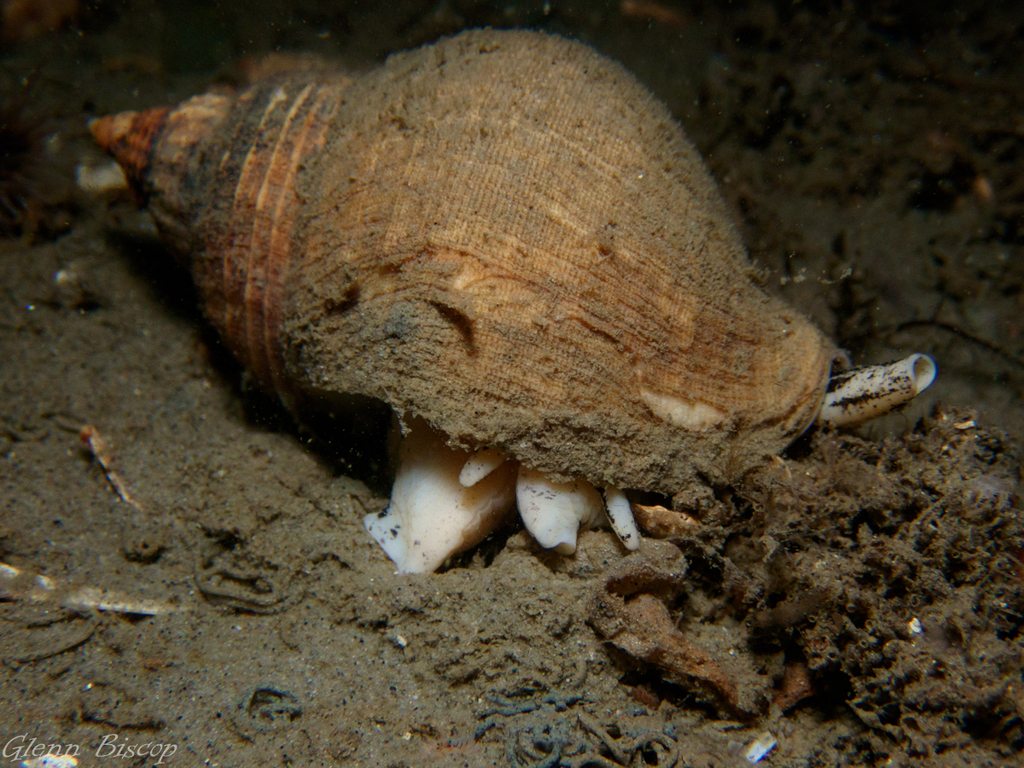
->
xmin=92 ymin=81 xmax=348 ymax=398
xmin=89 ymin=107 xmax=170 ymax=201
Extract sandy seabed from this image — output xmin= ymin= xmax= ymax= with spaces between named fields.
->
xmin=2 ymin=2 xmax=1023 ymax=766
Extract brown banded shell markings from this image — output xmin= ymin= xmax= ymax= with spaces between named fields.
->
xmin=95 ymin=79 xmax=350 ymax=397
xmin=215 ymin=81 xmax=347 ymax=396
xmin=89 ymin=29 xmax=906 ymax=573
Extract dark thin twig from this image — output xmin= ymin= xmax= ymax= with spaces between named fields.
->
xmin=893 ymin=320 xmax=1024 ymax=370
xmin=846 ymin=318 xmax=1024 ymax=371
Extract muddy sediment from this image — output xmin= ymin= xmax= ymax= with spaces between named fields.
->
xmin=2 ymin=2 xmax=1022 ymax=765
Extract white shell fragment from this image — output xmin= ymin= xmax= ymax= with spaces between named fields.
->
xmin=817 ymin=354 xmax=937 ymax=427
xmin=742 ymin=730 xmax=778 ymax=763
xmin=459 ymin=447 xmax=509 ymax=487
xmin=603 ymin=486 xmax=641 ymax=551
xmin=364 ymin=418 xmax=516 ymax=573
xmin=515 ymin=467 xmax=607 ymax=555
xmin=22 ymin=756 xmax=79 ymax=768
xmin=75 ymin=160 xmax=128 ymax=193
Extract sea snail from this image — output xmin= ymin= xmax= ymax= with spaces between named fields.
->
xmin=91 ymin=29 xmax=936 ymax=573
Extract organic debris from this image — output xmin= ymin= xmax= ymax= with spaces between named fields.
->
xmin=588 ymin=555 xmax=761 ymax=718
xmin=79 ymin=424 xmax=143 ymax=510
xmin=0 ymin=561 xmax=178 ymax=616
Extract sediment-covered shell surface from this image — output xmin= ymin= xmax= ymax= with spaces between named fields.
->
xmin=97 ymin=28 xmax=836 ymax=492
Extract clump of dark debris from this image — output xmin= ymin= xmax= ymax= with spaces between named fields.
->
xmin=595 ymin=407 xmax=1023 ymax=764
xmin=0 ymin=81 xmax=77 ymax=241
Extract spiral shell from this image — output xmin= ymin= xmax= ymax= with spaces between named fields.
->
xmin=89 ymin=30 xmax=866 ymax=572
xmin=92 ymin=29 xmax=836 ymax=491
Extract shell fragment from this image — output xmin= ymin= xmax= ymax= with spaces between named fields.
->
xmin=818 ymin=354 xmax=937 ymax=427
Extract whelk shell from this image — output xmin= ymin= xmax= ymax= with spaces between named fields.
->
xmin=91 ymin=29 xmax=935 ymax=572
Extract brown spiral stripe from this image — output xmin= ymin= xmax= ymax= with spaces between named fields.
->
xmin=212 ymin=83 xmax=341 ymax=394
